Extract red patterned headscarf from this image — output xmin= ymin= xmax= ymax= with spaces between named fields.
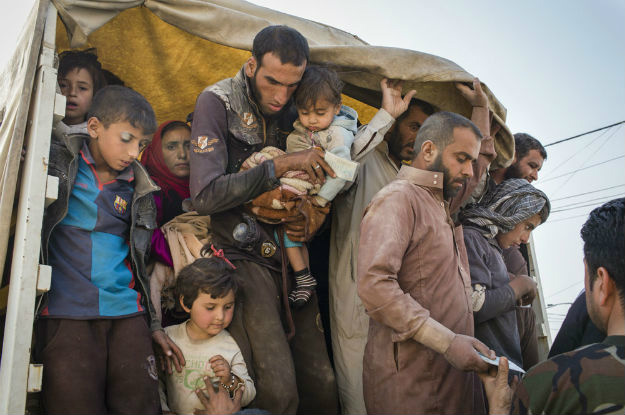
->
xmin=141 ymin=120 xmax=190 ymax=200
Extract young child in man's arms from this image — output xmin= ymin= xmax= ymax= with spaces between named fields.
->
xmin=159 ymin=256 xmax=255 ymax=414
xmin=283 ymin=65 xmax=358 ymax=307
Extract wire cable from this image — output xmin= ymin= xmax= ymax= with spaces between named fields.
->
xmin=541 ymin=155 xmax=625 ymax=183
xmin=544 ymin=120 xmax=625 ymax=147
xmin=547 ymin=281 xmax=583 ymax=298
xmin=547 ymin=126 xmax=621 ymax=197
xmin=543 ymin=124 xmax=614 ymax=176
xmin=550 ymin=184 xmax=625 ymax=202
xmin=552 ymin=197 xmax=625 ymax=213
xmin=552 ymin=193 xmax=625 ymax=210
xmin=542 ymin=213 xmax=595 ymax=224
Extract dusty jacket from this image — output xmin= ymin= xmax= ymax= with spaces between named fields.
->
xmin=42 ymin=130 xmax=161 ymax=330
xmin=357 ymin=165 xmax=481 ymax=414
xmin=190 ymin=66 xmax=297 ymax=267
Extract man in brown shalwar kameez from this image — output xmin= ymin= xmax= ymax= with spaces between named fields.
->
xmin=358 ymin=111 xmax=495 ymax=414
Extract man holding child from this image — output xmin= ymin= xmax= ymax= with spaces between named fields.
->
xmin=188 ymin=24 xmax=419 ymax=413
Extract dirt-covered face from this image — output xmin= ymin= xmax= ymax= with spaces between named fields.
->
xmin=246 ymin=52 xmax=306 ymax=116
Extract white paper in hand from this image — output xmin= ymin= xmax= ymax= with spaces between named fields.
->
xmin=477 ymin=351 xmax=526 ymax=374
xmin=324 ymin=151 xmax=359 ymax=182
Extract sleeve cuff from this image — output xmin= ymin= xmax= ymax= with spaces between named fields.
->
xmin=265 ymin=160 xmax=281 ymax=189
xmin=367 ymin=108 xmax=395 ymax=135
xmin=150 ymin=320 xmax=164 ymax=332
xmin=411 ymin=317 xmax=456 ymax=355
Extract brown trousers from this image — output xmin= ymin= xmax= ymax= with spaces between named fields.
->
xmin=227 ymin=260 xmax=339 ymax=414
xmin=516 ymin=306 xmax=539 ymax=370
xmin=36 ymin=315 xmax=160 ymax=415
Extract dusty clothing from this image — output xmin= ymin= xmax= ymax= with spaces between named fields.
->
xmin=286 ymin=105 xmax=358 ymax=202
xmin=42 ymin=130 xmax=160 ymax=328
xmin=328 ymin=114 xmax=396 ymax=414
xmin=189 ymin=66 xmax=338 ymax=414
xmin=159 ymin=323 xmax=255 ymax=413
xmin=512 ymin=336 xmax=625 ymax=414
xmin=224 ymin=260 xmax=339 ymax=414
xmin=357 ymin=165 xmax=480 ymax=414
xmin=43 ymin=141 xmax=142 ymax=319
xmin=329 ymin=110 xmax=493 ymax=414
xmin=36 ymin=316 xmax=160 ymax=415
xmin=190 ymin=66 xmax=290 ymax=267
xmin=549 ymin=291 xmax=605 ymax=358
xmin=463 ymin=226 xmax=523 ymax=369
xmin=502 ymin=245 xmax=540 ymax=369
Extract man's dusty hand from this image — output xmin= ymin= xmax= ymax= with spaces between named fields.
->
xmin=282 ymin=213 xmax=307 ymax=242
xmin=380 ymin=78 xmax=417 ymax=119
xmin=272 ymin=147 xmax=335 ymax=184
xmin=443 ymin=334 xmax=495 ymax=372
xmin=152 ymin=329 xmax=185 ymax=374
xmin=478 ymin=356 xmax=517 ymax=415
xmin=455 ymin=77 xmax=489 ymax=109
xmin=509 ymin=275 xmax=537 ymax=303
xmin=194 ymin=376 xmax=243 ymax=415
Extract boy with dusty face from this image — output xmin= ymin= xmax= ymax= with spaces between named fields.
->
xmin=38 ymin=85 xmax=169 ymax=414
xmin=86 ymin=113 xmax=152 ymax=182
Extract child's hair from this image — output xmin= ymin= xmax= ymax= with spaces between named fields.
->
xmin=87 ymin=85 xmax=157 ymax=135
xmin=294 ymin=65 xmax=343 ymax=110
xmin=58 ymin=49 xmax=107 ymax=94
xmin=176 ymin=257 xmax=239 ymax=309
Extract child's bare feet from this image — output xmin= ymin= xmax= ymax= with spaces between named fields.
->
xmin=289 ymin=269 xmax=317 ymax=308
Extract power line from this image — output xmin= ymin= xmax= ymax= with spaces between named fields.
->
xmin=552 ymin=193 xmax=625 ymax=210
xmin=544 ymin=120 xmax=625 ymax=147
xmin=551 ymin=184 xmax=625 ymax=202
xmin=547 ymin=281 xmax=583 ymax=298
xmin=551 ymin=199 xmax=625 ymax=213
xmin=544 ymin=125 xmax=614 ymax=176
xmin=548 ymin=126 xmax=621 ymax=197
xmin=541 ymin=155 xmax=625 ymax=183
xmin=543 ymin=213 xmax=593 ymax=224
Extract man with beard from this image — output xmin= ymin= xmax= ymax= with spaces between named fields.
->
xmin=491 ymin=133 xmax=547 ymax=185
xmin=487 ymin=133 xmax=548 ymax=370
xmin=329 ymin=79 xmax=496 ymax=414
xmin=481 ymin=198 xmax=624 ymax=415
xmin=186 ymin=25 xmax=414 ymax=414
xmin=357 ymin=111 xmax=496 ymax=414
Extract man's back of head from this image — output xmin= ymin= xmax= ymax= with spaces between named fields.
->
xmin=581 ymin=197 xmax=625 ymax=334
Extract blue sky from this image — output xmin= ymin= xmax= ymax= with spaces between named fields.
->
xmin=2 ymin=0 xmax=624 ymax=338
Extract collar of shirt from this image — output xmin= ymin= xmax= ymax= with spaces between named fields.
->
xmin=81 ymin=140 xmax=135 ymax=182
xmin=396 ymin=164 xmax=444 ymax=191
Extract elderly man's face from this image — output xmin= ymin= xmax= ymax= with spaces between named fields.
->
xmin=429 ymin=127 xmax=480 ymax=199
xmin=245 ymin=52 xmax=306 ymax=116
xmin=386 ymin=105 xmax=430 ymax=165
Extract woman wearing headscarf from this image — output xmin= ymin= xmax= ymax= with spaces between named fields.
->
xmin=460 ymin=178 xmax=550 ymax=371
xmin=141 ymin=120 xmax=191 ymax=267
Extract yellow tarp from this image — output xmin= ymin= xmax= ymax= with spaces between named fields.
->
xmin=55 ymin=7 xmax=377 ymax=125
xmin=53 ymin=0 xmax=513 ymax=167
